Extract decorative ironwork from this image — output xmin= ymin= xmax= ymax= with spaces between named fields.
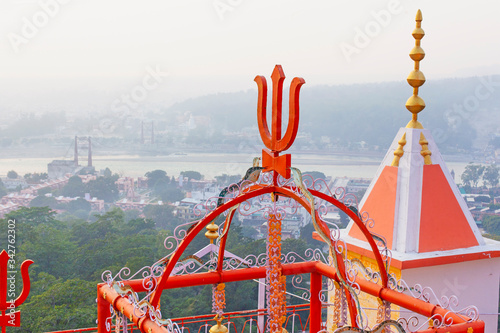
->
xmin=335 ymin=320 xmax=406 ymax=333
xmin=375 ymin=299 xmax=391 ymax=325
xmin=388 ymin=275 xmax=479 ymax=320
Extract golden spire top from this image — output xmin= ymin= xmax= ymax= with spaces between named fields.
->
xmin=405 ymin=9 xmax=426 ymax=129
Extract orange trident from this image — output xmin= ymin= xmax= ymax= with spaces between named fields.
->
xmin=254 ymin=65 xmax=305 ymax=179
xmin=0 ymin=250 xmax=33 ymax=333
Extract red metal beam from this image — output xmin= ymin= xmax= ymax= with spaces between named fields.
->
xmin=315 ymin=262 xmax=481 ymax=327
xmin=100 ymin=260 xmax=485 ymax=333
xmin=123 ymin=261 xmax=319 ymax=292
xmin=97 ymin=285 xmax=111 ymax=333
xmin=309 ymin=272 xmax=322 ymax=333
xmin=415 ymin=321 xmax=484 ymax=333
xmin=119 ymin=260 xmax=484 ymax=329
xmin=98 ymin=284 xmax=168 ymax=333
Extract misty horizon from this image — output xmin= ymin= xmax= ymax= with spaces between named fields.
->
xmin=1 ymin=1 xmax=500 ymax=115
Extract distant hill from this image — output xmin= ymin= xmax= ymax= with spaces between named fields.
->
xmin=163 ymin=75 xmax=500 ymax=154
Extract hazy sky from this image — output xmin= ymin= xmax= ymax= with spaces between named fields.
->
xmin=1 ymin=0 xmax=500 ymax=112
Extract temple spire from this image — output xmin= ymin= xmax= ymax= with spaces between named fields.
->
xmin=405 ymin=9 xmax=426 ymax=129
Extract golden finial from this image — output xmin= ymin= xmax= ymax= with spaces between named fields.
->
xmin=205 ymin=222 xmax=219 ymax=244
xmin=391 ymin=133 xmax=407 ymax=167
xmin=419 ymin=132 xmax=432 ymax=165
xmin=209 ymin=315 xmax=228 ymax=333
xmin=405 ymin=9 xmax=426 ymax=129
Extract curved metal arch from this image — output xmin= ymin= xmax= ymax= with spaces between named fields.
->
xmin=151 ymin=186 xmax=272 ymax=306
xmin=307 ymin=188 xmax=389 ymax=288
xmin=150 ymin=183 xmax=389 ymax=312
xmin=212 ymin=185 xmax=389 ymax=288
xmin=204 ymin=184 xmax=360 ymax=326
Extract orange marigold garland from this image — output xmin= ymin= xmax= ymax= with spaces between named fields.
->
xmin=267 ymin=213 xmax=285 ymax=333
xmin=212 ymin=283 xmax=226 ymax=315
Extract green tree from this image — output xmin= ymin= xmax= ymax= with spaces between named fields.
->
xmin=66 ymin=197 xmax=91 ymax=213
xmin=215 ymin=174 xmax=241 ymax=186
xmin=145 ymin=169 xmax=169 ymax=188
xmin=86 ymin=175 xmax=119 ymax=202
xmin=461 ymin=164 xmax=485 ymax=188
xmin=4 ymin=206 xmax=57 ymax=226
xmin=483 ymin=233 xmax=500 ymax=241
xmin=482 ymin=215 xmax=500 ymax=235
xmin=7 ymin=170 xmax=18 ymax=179
xmin=0 ymin=179 xmax=7 ymax=197
xmin=161 ymin=186 xmax=184 ymax=202
xmin=123 ymin=218 xmax=156 ymax=236
xmin=143 ymin=204 xmax=179 ymax=229
xmin=16 ymin=275 xmax=96 ymax=332
xmin=103 ymin=167 xmax=112 ymax=178
xmin=124 ymin=209 xmax=141 ymax=221
xmin=61 ymin=176 xmax=86 ymax=197
xmin=0 ymin=207 xmax=60 ymax=248
xmin=300 ymin=222 xmax=325 ymax=248
xmin=24 ymin=172 xmax=48 ymax=184
xmin=71 ymin=207 xmax=125 ymax=246
xmin=475 ymin=195 xmax=491 ymax=203
xmin=241 ymin=225 xmax=258 ymax=239
xmin=181 ymin=171 xmax=203 ymax=180
xmin=29 ymin=195 xmax=59 ymax=210
xmin=20 ymin=224 xmax=76 ymax=279
xmin=37 ymin=187 xmax=52 ymax=196
xmin=482 ymin=164 xmax=499 ymax=188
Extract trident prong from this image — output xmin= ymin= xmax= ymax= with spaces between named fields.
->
xmin=255 ymin=65 xmax=305 ymax=153
xmin=0 ymin=250 xmax=33 ymax=331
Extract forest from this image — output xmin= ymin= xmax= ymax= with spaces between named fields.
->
xmin=0 ymin=206 xmax=322 ymax=332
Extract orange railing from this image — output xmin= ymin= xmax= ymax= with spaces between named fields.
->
xmin=46 ymin=304 xmax=312 ymax=333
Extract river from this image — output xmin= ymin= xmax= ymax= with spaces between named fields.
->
xmin=0 ymin=152 xmax=471 ymax=181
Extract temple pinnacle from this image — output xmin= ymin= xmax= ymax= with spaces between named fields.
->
xmin=405 ymin=9 xmax=426 ymax=129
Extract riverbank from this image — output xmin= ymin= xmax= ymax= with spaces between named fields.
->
xmin=0 ymin=151 xmax=473 ymax=182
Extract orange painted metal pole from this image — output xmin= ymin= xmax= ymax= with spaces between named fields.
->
xmin=309 ymin=272 xmax=322 ymax=333
xmin=98 ymin=284 xmax=168 ymax=333
xmin=124 ymin=261 xmax=319 ymax=292
xmin=315 ymin=262 xmax=475 ymax=325
xmin=102 ymin=261 xmax=486 ymax=333
xmin=97 ymin=285 xmax=111 ymax=333
xmin=416 ymin=321 xmax=484 ymax=333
